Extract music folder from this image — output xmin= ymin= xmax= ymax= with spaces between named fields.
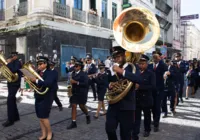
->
xmin=20 ymin=68 xmax=37 ymax=79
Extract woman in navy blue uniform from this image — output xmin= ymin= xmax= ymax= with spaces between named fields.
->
xmin=185 ymin=63 xmax=198 ymax=99
xmin=29 ymin=56 xmax=55 ymax=140
xmin=67 ymin=60 xmax=91 ymax=129
xmin=93 ymin=63 xmax=108 ymax=118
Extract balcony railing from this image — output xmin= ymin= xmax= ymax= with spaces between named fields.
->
xmin=88 ymin=13 xmax=100 ymax=26
xmin=17 ymin=1 xmax=28 ymax=16
xmin=53 ymin=2 xmax=113 ymax=30
xmin=0 ymin=10 xmax=5 ymax=21
xmin=101 ymin=18 xmax=111 ymax=29
xmin=72 ymin=8 xmax=86 ymax=23
xmin=53 ymin=2 xmax=70 ymax=18
xmin=155 ymin=0 xmax=172 ymax=15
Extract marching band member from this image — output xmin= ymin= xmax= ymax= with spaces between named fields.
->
xmin=93 ymin=63 xmax=108 ymax=119
xmin=133 ymin=55 xmax=156 ymax=139
xmin=2 ymin=52 xmax=22 ymax=127
xmin=67 ymin=60 xmax=91 ymax=129
xmin=85 ymin=54 xmax=97 ymax=101
xmin=68 ymin=56 xmax=77 ymax=108
xmin=162 ymin=59 xmax=177 ymax=117
xmin=49 ymin=61 xmax=63 ymax=111
xmin=148 ymin=53 xmax=168 ymax=132
xmin=29 ymin=56 xmax=55 ymax=140
xmin=105 ymin=46 xmax=141 ymax=140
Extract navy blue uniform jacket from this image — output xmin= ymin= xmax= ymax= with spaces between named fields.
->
xmin=34 ymin=69 xmax=55 ymax=99
xmin=7 ymin=59 xmax=22 ymax=86
xmin=165 ymin=65 xmax=177 ymax=91
xmin=87 ymin=63 xmax=97 ymax=75
xmin=51 ymin=69 xmax=59 ymax=92
xmin=136 ymin=69 xmax=156 ymax=107
xmin=109 ymin=64 xmax=141 ymax=110
xmin=148 ymin=60 xmax=168 ymax=91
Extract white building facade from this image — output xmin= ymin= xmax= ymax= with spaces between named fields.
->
xmin=0 ymin=0 xmax=122 ymax=78
xmin=181 ymin=21 xmax=200 ymax=60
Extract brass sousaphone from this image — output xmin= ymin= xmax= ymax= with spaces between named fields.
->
xmin=106 ymin=7 xmax=160 ymax=104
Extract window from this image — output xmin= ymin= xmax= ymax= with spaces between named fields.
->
xmin=0 ymin=0 xmax=4 ymax=10
xmin=102 ymin=0 xmax=107 ymax=18
xmin=90 ymin=0 xmax=96 ymax=9
xmin=112 ymin=3 xmax=117 ymax=20
xmin=59 ymin=0 xmax=66 ymax=5
xmin=74 ymin=0 xmax=82 ymax=10
xmin=123 ymin=0 xmax=129 ymax=4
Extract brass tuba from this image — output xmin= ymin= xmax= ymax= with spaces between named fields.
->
xmin=106 ymin=7 xmax=160 ymax=104
xmin=22 ymin=61 xmax=49 ymax=95
xmin=0 ymin=52 xmax=19 ymax=82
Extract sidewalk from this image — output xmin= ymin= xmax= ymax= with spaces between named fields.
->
xmin=0 ymin=81 xmax=200 ymax=140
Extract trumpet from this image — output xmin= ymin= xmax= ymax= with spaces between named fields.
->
xmin=88 ymin=73 xmax=98 ymax=79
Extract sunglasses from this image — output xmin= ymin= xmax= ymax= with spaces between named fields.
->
xmin=74 ymin=65 xmax=79 ymax=68
xmin=37 ymin=63 xmax=44 ymax=66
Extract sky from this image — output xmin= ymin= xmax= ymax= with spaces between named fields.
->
xmin=181 ymin=0 xmax=200 ymax=30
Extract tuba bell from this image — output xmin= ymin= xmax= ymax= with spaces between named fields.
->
xmin=0 ymin=52 xmax=19 ymax=82
xmin=21 ymin=61 xmax=49 ymax=95
xmin=106 ymin=7 xmax=160 ymax=104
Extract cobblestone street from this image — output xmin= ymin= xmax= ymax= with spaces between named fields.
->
xmin=0 ymin=81 xmax=200 ymax=140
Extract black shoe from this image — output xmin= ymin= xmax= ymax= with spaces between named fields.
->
xmin=162 ymin=114 xmax=168 ymax=118
xmin=86 ymin=115 xmax=91 ymax=124
xmin=93 ymin=99 xmax=96 ymax=101
xmin=143 ymin=131 xmax=150 ymax=137
xmin=68 ymin=104 xmax=72 ymax=108
xmin=47 ymin=133 xmax=54 ymax=140
xmin=2 ymin=120 xmax=14 ymax=127
xmin=59 ymin=106 xmax=63 ymax=111
xmin=181 ymin=98 xmax=184 ymax=103
xmin=67 ymin=121 xmax=77 ymax=129
xmin=172 ymin=111 xmax=176 ymax=117
xmin=14 ymin=117 xmax=20 ymax=122
xmin=93 ymin=115 xmax=98 ymax=119
xmin=151 ymin=121 xmax=154 ymax=125
xmin=154 ymin=127 xmax=159 ymax=132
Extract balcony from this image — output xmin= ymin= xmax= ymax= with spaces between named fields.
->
xmin=88 ymin=13 xmax=100 ymax=26
xmin=52 ymin=2 xmax=112 ymax=30
xmin=156 ymin=15 xmax=171 ymax=30
xmin=101 ymin=18 xmax=111 ymax=29
xmin=0 ymin=10 xmax=5 ymax=21
xmin=72 ymin=8 xmax=86 ymax=23
xmin=53 ymin=2 xmax=70 ymax=18
xmin=155 ymin=0 xmax=172 ymax=15
xmin=17 ymin=1 xmax=28 ymax=16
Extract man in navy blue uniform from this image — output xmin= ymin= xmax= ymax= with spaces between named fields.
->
xmin=175 ymin=53 xmax=187 ymax=104
xmin=67 ymin=60 xmax=90 ymax=129
xmin=148 ymin=53 xmax=167 ymax=132
xmin=85 ymin=54 xmax=97 ymax=101
xmin=2 ymin=52 xmax=22 ymax=127
xmin=105 ymin=46 xmax=141 ymax=140
xmin=133 ymin=55 xmax=156 ymax=139
xmin=162 ymin=59 xmax=177 ymax=117
xmin=49 ymin=61 xmax=63 ymax=111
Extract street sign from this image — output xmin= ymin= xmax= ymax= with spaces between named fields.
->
xmin=181 ymin=14 xmax=199 ymax=20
